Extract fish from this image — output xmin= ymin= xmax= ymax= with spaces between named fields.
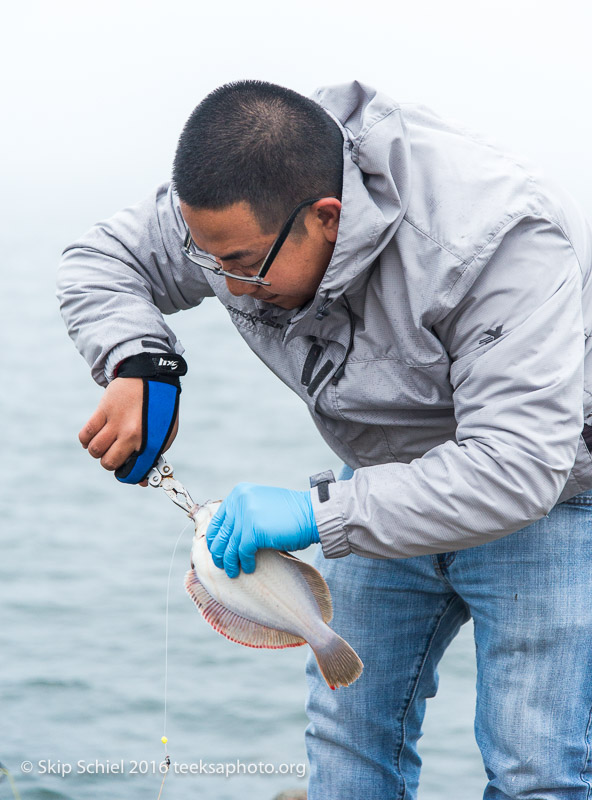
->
xmin=184 ymin=501 xmax=363 ymax=689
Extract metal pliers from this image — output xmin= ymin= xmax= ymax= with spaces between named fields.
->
xmin=147 ymin=455 xmax=198 ymax=517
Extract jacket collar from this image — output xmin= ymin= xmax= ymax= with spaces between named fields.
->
xmin=250 ymin=82 xmax=412 ymax=342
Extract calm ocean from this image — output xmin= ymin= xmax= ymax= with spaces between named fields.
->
xmin=2 ymin=232 xmax=483 ymax=800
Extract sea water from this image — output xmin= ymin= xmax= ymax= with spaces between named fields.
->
xmin=1 ymin=232 xmax=484 ymax=800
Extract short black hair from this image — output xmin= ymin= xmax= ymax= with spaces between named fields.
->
xmin=173 ymin=80 xmax=344 ymax=232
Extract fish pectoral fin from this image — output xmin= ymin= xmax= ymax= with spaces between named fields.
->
xmin=277 ymin=552 xmax=333 ymax=624
xmin=184 ymin=569 xmax=307 ymax=650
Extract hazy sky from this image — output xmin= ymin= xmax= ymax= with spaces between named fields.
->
xmin=2 ymin=0 xmax=591 ymax=241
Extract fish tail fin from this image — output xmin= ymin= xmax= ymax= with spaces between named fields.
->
xmin=310 ymin=629 xmax=364 ymax=689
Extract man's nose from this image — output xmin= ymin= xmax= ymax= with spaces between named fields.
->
xmin=225 ymin=276 xmax=258 ymax=297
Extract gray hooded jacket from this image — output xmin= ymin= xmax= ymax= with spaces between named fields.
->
xmin=58 ymin=81 xmax=592 ymax=560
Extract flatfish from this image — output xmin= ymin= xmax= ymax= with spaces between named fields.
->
xmin=185 ymin=502 xmax=363 ymax=689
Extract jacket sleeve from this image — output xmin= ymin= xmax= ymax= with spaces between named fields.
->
xmin=57 ymin=182 xmax=215 ymax=386
xmin=312 ymin=217 xmax=586 ymax=558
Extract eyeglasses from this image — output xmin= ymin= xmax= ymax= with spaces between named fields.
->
xmin=182 ymin=197 xmax=324 ymax=286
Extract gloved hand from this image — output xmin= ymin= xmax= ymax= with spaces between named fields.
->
xmin=206 ymin=483 xmax=320 ymax=578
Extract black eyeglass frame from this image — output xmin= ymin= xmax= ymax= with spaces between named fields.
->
xmin=182 ymin=197 xmax=326 ymax=286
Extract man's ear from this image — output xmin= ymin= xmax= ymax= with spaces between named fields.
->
xmin=313 ymin=198 xmax=342 ymax=243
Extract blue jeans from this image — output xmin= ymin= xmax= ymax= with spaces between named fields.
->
xmin=305 ymin=466 xmax=592 ymax=799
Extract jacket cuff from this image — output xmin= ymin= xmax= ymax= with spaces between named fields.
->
xmin=310 ymin=476 xmax=352 ymax=559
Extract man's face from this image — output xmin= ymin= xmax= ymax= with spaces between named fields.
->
xmin=180 ymin=198 xmax=341 ymax=310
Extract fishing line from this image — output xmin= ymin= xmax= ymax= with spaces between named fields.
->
xmin=156 ymin=517 xmax=193 ymax=798
xmin=0 ymin=764 xmax=22 ymax=800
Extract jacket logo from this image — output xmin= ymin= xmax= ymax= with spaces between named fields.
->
xmin=479 ymin=325 xmax=503 ymax=346
xmin=158 ymin=357 xmax=178 ymax=370
xmin=226 ymin=305 xmax=284 ymax=330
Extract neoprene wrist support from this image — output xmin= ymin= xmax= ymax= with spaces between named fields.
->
xmin=114 ymin=352 xmax=188 ymax=485
xmin=115 ymin=352 xmax=188 ymax=382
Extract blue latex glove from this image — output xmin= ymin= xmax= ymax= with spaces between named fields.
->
xmin=206 ymin=483 xmax=320 ymax=578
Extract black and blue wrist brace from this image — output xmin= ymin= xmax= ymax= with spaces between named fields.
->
xmin=113 ymin=352 xmax=188 ymax=485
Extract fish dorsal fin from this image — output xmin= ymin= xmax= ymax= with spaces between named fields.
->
xmin=278 ymin=552 xmax=333 ymax=624
xmin=184 ymin=570 xmax=306 ymax=650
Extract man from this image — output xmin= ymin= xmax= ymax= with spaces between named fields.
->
xmin=58 ymin=80 xmax=592 ymax=798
